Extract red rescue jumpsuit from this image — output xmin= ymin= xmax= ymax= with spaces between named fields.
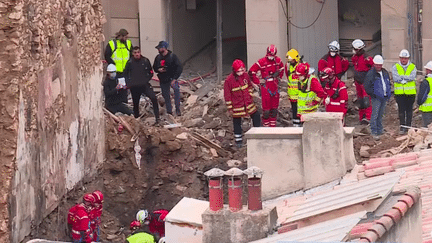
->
xmin=249 ymin=56 xmax=284 ymax=127
xmin=324 ymin=77 xmax=348 ymax=119
xmin=148 ymin=209 xmax=169 ymax=238
xmin=89 ymin=205 xmax=102 ymax=242
xmin=318 ymin=53 xmax=349 ymax=79
xmin=68 ymin=204 xmax=92 ymax=243
xmin=352 ymin=52 xmax=373 ymax=121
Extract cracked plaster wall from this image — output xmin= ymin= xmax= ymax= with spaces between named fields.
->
xmin=0 ymin=0 xmax=106 ymax=242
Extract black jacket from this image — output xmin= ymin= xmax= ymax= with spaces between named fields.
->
xmin=418 ymin=77 xmax=431 ymax=106
xmin=124 ymin=56 xmax=153 ymax=88
xmin=153 ymin=50 xmax=183 ymax=83
xmin=103 ymin=76 xmax=128 ymax=107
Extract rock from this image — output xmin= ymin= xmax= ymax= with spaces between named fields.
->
xmin=176 ymin=185 xmax=187 ymax=192
xmin=106 ymin=234 xmax=117 ymax=240
xmin=280 ymin=91 xmax=288 ymax=98
xmin=176 ymin=132 xmax=189 ymax=140
xmin=414 ymin=142 xmax=428 ymax=152
xmin=165 ymin=140 xmax=182 ymax=151
xmin=227 ymin=159 xmax=242 ymax=167
xmin=218 ymin=130 xmax=226 ymax=137
xmin=116 ymin=186 xmax=126 ymax=194
xmin=203 ymin=119 xmax=220 ymax=129
xmin=183 ymin=118 xmax=203 ymax=128
xmin=359 ymin=146 xmax=370 ymax=158
xmin=159 ymin=130 xmax=176 ymax=142
xmin=210 ymin=148 xmax=218 ymax=157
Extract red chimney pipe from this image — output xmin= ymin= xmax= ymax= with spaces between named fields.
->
xmin=228 ymin=177 xmax=243 ymax=212
xmin=208 ymin=178 xmax=223 ymax=211
xmin=248 ymin=177 xmax=262 ymax=211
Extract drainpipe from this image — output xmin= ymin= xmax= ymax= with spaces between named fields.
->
xmin=225 ymin=168 xmax=244 ymax=212
xmin=417 ymin=0 xmax=423 ymax=68
xmin=244 ymin=166 xmax=264 ymax=211
xmin=204 ymin=168 xmax=225 ymax=211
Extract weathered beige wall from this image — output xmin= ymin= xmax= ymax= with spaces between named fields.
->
xmin=245 ymin=0 xmax=288 ymax=68
xmin=381 ymin=0 xmax=408 ymax=70
xmin=422 ymin=0 xmax=432 ymax=68
xmin=0 ymin=0 xmax=106 ymax=242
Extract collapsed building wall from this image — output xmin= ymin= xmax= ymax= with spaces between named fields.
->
xmin=0 ymin=0 xmax=106 ymax=242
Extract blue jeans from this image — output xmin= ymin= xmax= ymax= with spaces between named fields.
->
xmin=160 ymin=80 xmax=181 ymax=114
xmin=370 ymin=97 xmax=387 ymax=135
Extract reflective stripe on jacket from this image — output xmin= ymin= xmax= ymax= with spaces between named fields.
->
xmin=298 ymin=76 xmax=318 ymax=114
xmin=109 ymin=39 xmax=132 ymax=73
xmin=420 ymin=77 xmax=432 ymax=112
xmin=394 ymin=63 xmax=416 ymax=95
xmin=287 ymin=64 xmax=299 ymax=100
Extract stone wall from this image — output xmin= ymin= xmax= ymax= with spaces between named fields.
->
xmin=0 ymin=0 xmax=106 ymax=242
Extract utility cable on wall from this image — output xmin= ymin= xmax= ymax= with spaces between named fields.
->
xmin=279 ymin=0 xmax=325 ymax=29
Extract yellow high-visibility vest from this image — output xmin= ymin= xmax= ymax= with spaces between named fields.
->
xmin=394 ymin=63 xmax=416 ymax=95
xmin=298 ymin=76 xmax=319 ymax=114
xmin=109 ymin=39 xmax=132 ymax=73
xmin=419 ymin=77 xmax=432 ymax=112
xmin=126 ymin=232 xmax=155 ymax=243
xmin=287 ymin=64 xmax=299 ymax=100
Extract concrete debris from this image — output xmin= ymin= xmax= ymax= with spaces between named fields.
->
xmin=227 ymin=159 xmax=242 ymax=168
xmin=176 ymin=132 xmax=189 ymax=140
xmin=360 ymin=146 xmax=371 ymax=158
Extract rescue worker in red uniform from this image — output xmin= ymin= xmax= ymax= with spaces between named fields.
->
xmin=249 ymin=45 xmax=284 ymax=127
xmin=285 ymin=49 xmax=302 ymax=126
xmin=320 ymin=67 xmax=349 ymax=122
xmin=89 ymin=190 xmax=103 ymax=242
xmin=136 ymin=209 xmax=169 ymax=239
xmin=67 ymin=194 xmax=94 ymax=243
xmin=296 ymin=63 xmax=327 ymax=121
xmin=318 ymin=41 xmax=349 ymax=79
xmin=351 ymin=39 xmax=373 ymax=124
xmin=224 ymin=59 xmax=261 ymax=147
xmin=126 ymin=221 xmax=156 ymax=243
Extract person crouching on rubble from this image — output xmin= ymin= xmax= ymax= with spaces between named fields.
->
xmin=126 ymin=220 xmax=157 ymax=243
xmin=67 ymin=193 xmax=95 ymax=243
xmin=224 ymin=59 xmax=261 ymax=148
xmin=319 ymin=67 xmax=348 ymax=124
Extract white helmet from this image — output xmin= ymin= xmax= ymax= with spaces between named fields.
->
xmin=373 ymin=55 xmax=384 ymax=65
xmin=352 ymin=39 xmax=365 ymax=49
xmin=328 ymin=41 xmax=340 ymax=52
xmin=107 ymin=64 xmax=116 ymax=72
xmin=136 ymin=210 xmax=149 ymax=223
xmin=158 ymin=237 xmax=166 ymax=243
xmin=399 ymin=49 xmax=410 ymax=58
xmin=424 ymin=61 xmax=432 ymax=71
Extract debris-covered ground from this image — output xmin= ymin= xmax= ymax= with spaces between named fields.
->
xmin=25 ymin=47 xmax=430 ymax=242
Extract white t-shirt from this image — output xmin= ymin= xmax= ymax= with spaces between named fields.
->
xmin=378 ymin=71 xmax=386 ymax=96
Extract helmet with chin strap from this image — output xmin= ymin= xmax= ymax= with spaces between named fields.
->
xmin=266 ymin=44 xmax=277 ymax=57
xmin=232 ymin=59 xmax=245 ymax=72
xmin=295 ymin=63 xmax=310 ymax=77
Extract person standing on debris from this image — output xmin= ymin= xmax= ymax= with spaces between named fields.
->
xmin=89 ymin=190 xmax=103 ymax=242
xmin=103 ymin=64 xmax=132 ymax=115
xmin=224 ymin=59 xmax=261 ymax=147
xmin=105 ymin=28 xmax=133 ymax=76
xmin=136 ymin=209 xmax=169 ymax=239
xmin=364 ymin=55 xmax=392 ymax=140
xmin=318 ymin=41 xmax=349 ymax=79
xmin=67 ymin=194 xmax=95 ymax=243
xmin=417 ymin=61 xmax=432 ymax=127
xmin=249 ymin=44 xmax=284 ymax=127
xmin=153 ymin=41 xmax=183 ymax=116
xmin=295 ymin=62 xmax=327 ymax=119
xmin=392 ymin=49 xmax=417 ymax=135
xmin=124 ymin=46 xmax=160 ymax=123
xmin=126 ymin=220 xmax=156 ymax=243
xmin=285 ymin=49 xmax=302 ymax=126
xmin=352 ymin=39 xmax=374 ymax=124
xmin=319 ymin=67 xmax=348 ymax=122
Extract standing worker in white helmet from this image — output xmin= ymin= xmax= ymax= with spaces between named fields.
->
xmin=417 ymin=61 xmax=432 ymax=127
xmin=352 ymin=39 xmax=374 ymax=124
xmin=391 ymin=49 xmax=417 ymax=134
xmin=318 ymin=41 xmax=349 ymax=79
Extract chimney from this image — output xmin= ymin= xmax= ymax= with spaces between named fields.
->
xmin=225 ymin=168 xmax=244 ymax=212
xmin=204 ymin=168 xmax=225 ymax=211
xmin=244 ymin=166 xmax=264 ymax=211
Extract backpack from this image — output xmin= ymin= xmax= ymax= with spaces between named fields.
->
xmin=110 ymin=39 xmax=131 ymax=53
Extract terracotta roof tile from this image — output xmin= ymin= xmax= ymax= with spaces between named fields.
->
xmin=398 ymin=195 xmax=415 ymax=208
xmin=364 ymin=160 xmax=392 ymax=170
xmin=392 ymin=201 xmax=409 ymax=216
xmin=368 ymin=223 xmax=387 ymax=238
xmin=364 ymin=166 xmax=394 ymax=177
xmin=360 ymin=231 xmax=379 ymax=243
xmin=277 ymin=222 xmax=298 ymax=234
xmin=384 ymin=208 xmax=402 ymax=224
xmin=375 ymin=215 xmax=394 ymax=231
xmin=349 ymin=222 xmax=375 ymax=239
xmin=392 ymin=159 xmax=418 ymax=169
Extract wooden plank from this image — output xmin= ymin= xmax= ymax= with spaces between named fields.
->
xmin=191 ymin=132 xmax=229 ymax=157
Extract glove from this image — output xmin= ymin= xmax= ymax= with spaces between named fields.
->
xmin=325 ymin=97 xmax=330 ymax=105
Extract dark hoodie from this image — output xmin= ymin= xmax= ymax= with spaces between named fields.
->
xmin=153 ymin=50 xmax=183 ymax=83
xmin=123 ymin=55 xmax=153 ymax=88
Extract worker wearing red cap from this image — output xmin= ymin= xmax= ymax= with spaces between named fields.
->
xmin=126 ymin=220 xmax=156 ymax=243
xmin=67 ymin=193 xmax=95 ymax=242
xmin=224 ymin=59 xmax=260 ymax=147
xmin=89 ymin=190 xmax=103 ymax=242
xmin=319 ymin=67 xmax=348 ymax=122
xmin=136 ymin=209 xmax=169 ymax=239
xmin=249 ymin=44 xmax=284 ymax=127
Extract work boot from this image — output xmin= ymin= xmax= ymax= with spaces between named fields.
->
xmin=176 ymin=109 xmax=181 ymax=116
xmin=235 ymin=141 xmax=243 ymax=148
xmin=372 ymin=134 xmax=380 ymax=141
xmin=154 ymin=118 xmax=161 ymax=126
xmin=360 ymin=118 xmax=369 ymax=125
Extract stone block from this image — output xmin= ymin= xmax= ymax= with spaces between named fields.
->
xmin=302 ymin=112 xmax=346 ymax=189
xmin=202 ymin=206 xmax=277 ymax=243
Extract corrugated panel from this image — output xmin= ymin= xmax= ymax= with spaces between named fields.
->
xmin=250 ymin=211 xmax=366 ymax=243
xmin=288 ymin=0 xmax=339 ymax=70
xmin=285 ymin=171 xmax=403 ymax=223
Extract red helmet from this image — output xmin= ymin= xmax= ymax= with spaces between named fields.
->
xmin=130 ymin=220 xmax=141 ymax=230
xmin=320 ymin=67 xmax=335 ymax=80
xmin=295 ymin=63 xmax=310 ymax=77
xmin=83 ymin=193 xmax=96 ymax=205
xmin=232 ymin=59 xmax=245 ymax=72
xmin=266 ymin=44 xmax=277 ymax=56
xmin=92 ymin=190 xmax=104 ymax=204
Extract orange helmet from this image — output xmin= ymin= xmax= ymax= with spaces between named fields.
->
xmin=266 ymin=44 xmax=277 ymax=56
xmin=130 ymin=220 xmax=141 ymax=230
xmin=232 ymin=59 xmax=245 ymax=72
xmin=295 ymin=63 xmax=310 ymax=77
xmin=92 ymin=190 xmax=104 ymax=205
